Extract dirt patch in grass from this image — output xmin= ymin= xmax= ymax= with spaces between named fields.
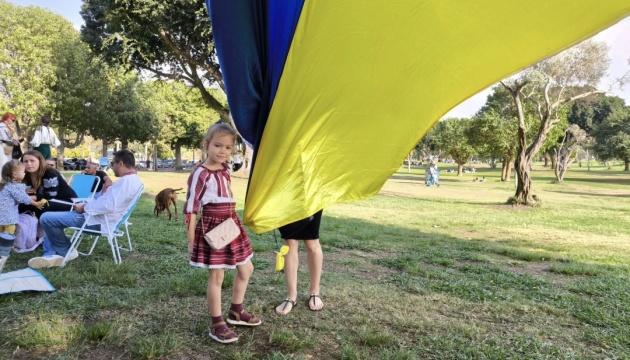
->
xmin=508 ymin=262 xmax=551 ymax=276
xmin=71 ymin=345 xmax=130 ymax=360
xmin=503 ymin=261 xmax=577 ymax=288
xmin=325 ymin=249 xmax=398 ymax=281
xmin=489 ymin=204 xmax=535 ymax=212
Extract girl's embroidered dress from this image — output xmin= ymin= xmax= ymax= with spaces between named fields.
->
xmin=185 ymin=164 xmax=253 ymax=269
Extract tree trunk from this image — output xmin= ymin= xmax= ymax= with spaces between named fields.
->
xmin=543 ymin=153 xmax=550 ymax=167
xmin=153 ymin=144 xmax=158 ymax=171
xmin=57 ymin=128 xmax=66 ymax=163
xmin=457 ymin=163 xmax=463 ymax=176
xmin=102 ymin=139 xmax=108 ymax=157
xmin=554 ymin=159 xmax=563 ymax=182
xmin=513 ymin=151 xmax=535 ymax=204
xmin=57 ymin=144 xmax=65 ymax=163
xmin=501 ymin=155 xmax=514 ymax=182
xmin=509 ymin=83 xmax=535 ymax=205
xmin=121 ymin=139 xmax=129 ymax=150
xmin=553 ymin=145 xmax=575 ymax=183
xmin=555 ymin=162 xmax=570 ymax=182
xmin=174 ymin=144 xmax=183 ymax=171
xmin=550 ymin=153 xmax=557 ymax=170
xmin=625 ymin=159 xmax=629 ymax=172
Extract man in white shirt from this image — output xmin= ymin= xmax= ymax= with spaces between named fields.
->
xmin=28 ymin=150 xmax=143 ymax=269
xmin=30 ymin=115 xmax=61 ymax=160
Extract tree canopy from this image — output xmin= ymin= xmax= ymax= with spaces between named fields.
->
xmin=431 ymin=118 xmax=476 ymax=176
xmin=0 ymin=1 xmax=77 ymax=136
xmin=146 ymin=80 xmax=217 ymax=167
xmin=594 ymin=105 xmax=630 ymax=171
xmin=80 ymin=0 xmax=229 ymax=120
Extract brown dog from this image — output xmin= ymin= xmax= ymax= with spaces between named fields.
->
xmin=154 ymin=188 xmax=183 ymax=220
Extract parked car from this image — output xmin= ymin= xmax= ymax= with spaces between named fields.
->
xmin=63 ymin=158 xmax=87 ymax=170
xmin=156 ymin=159 xmax=175 ymax=169
xmin=62 ymin=159 xmax=74 ymax=170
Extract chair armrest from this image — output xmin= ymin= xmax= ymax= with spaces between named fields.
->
xmin=49 ymin=199 xmax=74 ymax=206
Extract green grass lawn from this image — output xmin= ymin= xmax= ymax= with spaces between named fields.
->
xmin=1 ymin=164 xmax=629 ymax=359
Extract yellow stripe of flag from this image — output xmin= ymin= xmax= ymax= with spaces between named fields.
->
xmin=245 ymin=0 xmax=630 ymax=233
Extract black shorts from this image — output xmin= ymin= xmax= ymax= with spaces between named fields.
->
xmin=278 ymin=210 xmax=323 ymax=240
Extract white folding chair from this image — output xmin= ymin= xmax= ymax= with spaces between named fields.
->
xmin=61 ymin=186 xmax=144 ymax=266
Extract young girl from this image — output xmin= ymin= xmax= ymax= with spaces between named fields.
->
xmin=0 ymin=160 xmax=46 ymax=272
xmin=184 ymin=123 xmax=261 ymax=344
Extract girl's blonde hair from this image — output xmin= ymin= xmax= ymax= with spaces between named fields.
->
xmin=201 ymin=122 xmax=237 ymax=151
xmin=0 ymin=160 xmax=23 ymax=191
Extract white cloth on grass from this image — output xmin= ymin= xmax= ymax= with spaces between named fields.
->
xmin=0 ymin=268 xmax=55 ymax=295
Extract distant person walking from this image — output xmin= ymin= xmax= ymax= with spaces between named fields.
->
xmin=30 ymin=116 xmax=60 ymax=160
xmin=425 ymin=161 xmax=440 ymax=187
xmin=0 ymin=113 xmax=19 ymax=168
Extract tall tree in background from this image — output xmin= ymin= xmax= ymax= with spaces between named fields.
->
xmin=80 ymin=0 xmax=229 ymax=120
xmin=146 ymin=81 xmax=216 ymax=169
xmin=0 ymin=1 xmax=77 ymax=138
xmin=553 ymin=124 xmax=589 ymax=181
xmin=568 ymin=94 xmax=626 ymax=134
xmin=468 ymin=109 xmax=517 ymax=181
xmin=431 ymin=118 xmax=476 ymax=176
xmin=594 ymin=106 xmax=630 ymax=171
xmin=97 ymin=70 xmax=158 ymax=150
xmin=51 ymin=35 xmax=109 ymax=159
xmin=501 ymin=40 xmax=609 ymax=205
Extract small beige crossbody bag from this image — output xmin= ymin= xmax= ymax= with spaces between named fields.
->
xmin=203 ymin=217 xmax=240 ymax=250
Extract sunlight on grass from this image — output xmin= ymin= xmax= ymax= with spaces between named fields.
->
xmin=13 ymin=314 xmax=80 ymax=352
xmin=1 ymin=166 xmax=628 ymax=359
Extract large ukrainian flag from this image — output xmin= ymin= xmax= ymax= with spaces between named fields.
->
xmin=207 ymin=1 xmax=630 ymax=233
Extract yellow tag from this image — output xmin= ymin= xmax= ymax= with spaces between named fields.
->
xmin=275 ymin=245 xmax=290 ymax=272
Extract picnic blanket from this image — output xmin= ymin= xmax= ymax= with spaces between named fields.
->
xmin=0 ymin=268 xmax=55 ymax=295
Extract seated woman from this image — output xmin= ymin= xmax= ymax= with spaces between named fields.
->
xmin=20 ymin=150 xmax=77 ymax=216
xmin=19 ymin=150 xmax=77 ymax=255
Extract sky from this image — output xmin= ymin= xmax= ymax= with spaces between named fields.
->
xmin=444 ymin=16 xmax=630 ymax=118
xmin=10 ymin=0 xmax=84 ymax=29
xmin=8 ymin=1 xmax=630 ymax=118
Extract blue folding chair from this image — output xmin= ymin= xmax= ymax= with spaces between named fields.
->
xmin=99 ymin=156 xmax=110 ymax=171
xmin=62 ymin=185 xmax=144 ymax=266
xmin=69 ymin=174 xmax=100 ymax=201
xmin=49 ymin=174 xmax=100 ymax=208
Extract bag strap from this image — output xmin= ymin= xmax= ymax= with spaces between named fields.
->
xmin=198 ymin=204 xmax=237 ymax=232
xmin=196 ymin=163 xmax=239 ymax=232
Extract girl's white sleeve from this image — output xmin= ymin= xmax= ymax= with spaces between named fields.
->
xmin=51 ymin=128 xmax=61 ymax=147
xmin=30 ymin=129 xmax=41 ymax=147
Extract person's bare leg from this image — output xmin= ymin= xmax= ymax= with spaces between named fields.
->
xmin=232 ymin=261 xmax=253 ymax=304
xmin=304 ymin=239 xmax=324 ymax=310
xmin=208 ymin=269 xmax=224 ymax=316
xmin=275 ymin=239 xmax=299 ymax=315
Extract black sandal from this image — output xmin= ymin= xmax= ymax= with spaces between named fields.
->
xmin=275 ymin=298 xmax=297 ymax=315
xmin=307 ymin=294 xmax=324 ymax=311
